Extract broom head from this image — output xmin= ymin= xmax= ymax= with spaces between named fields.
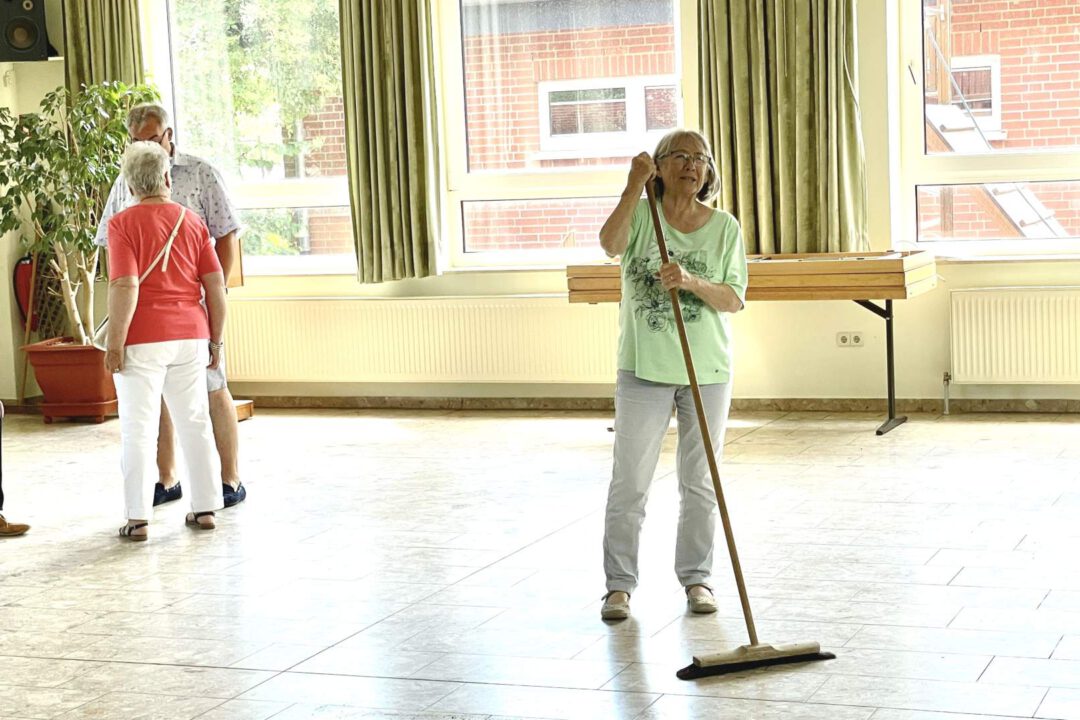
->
xmin=677 ymin=642 xmax=835 ymax=680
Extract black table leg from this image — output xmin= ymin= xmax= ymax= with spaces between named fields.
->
xmin=854 ymin=299 xmax=907 ymax=436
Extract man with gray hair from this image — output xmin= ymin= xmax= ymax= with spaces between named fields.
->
xmin=97 ymin=103 xmax=247 ymax=510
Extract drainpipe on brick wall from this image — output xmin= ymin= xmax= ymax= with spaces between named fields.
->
xmin=297 ymin=208 xmax=311 ymax=255
xmin=295 ymin=119 xmax=311 ymax=254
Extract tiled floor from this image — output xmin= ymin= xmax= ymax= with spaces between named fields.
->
xmin=2 ymin=407 xmax=1080 ymax=719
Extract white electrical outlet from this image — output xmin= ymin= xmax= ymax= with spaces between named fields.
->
xmin=851 ymin=332 xmax=864 ymax=347
xmin=836 ymin=332 xmax=851 ymax=347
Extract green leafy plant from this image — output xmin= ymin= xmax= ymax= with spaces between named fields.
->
xmin=0 ymin=81 xmax=159 ymax=345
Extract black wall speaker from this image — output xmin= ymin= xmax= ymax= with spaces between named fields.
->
xmin=1 ymin=0 xmax=49 ymax=62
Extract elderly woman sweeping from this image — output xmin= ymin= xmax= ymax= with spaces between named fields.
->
xmin=598 ymin=129 xmax=748 ymax=620
xmin=106 ymin=142 xmax=227 ymax=540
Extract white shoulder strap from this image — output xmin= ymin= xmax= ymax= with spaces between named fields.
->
xmin=139 ymin=207 xmax=187 ymax=282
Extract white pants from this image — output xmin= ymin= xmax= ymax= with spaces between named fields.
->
xmin=114 ymin=339 xmax=223 ymax=521
xmin=603 ymin=370 xmax=733 ymax=594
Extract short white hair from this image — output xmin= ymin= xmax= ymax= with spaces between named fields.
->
xmin=653 ymin=129 xmax=720 ymax=203
xmin=121 ymin=142 xmax=170 ymax=199
xmin=127 ymin=103 xmax=170 ymax=136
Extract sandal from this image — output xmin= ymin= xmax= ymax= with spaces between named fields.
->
xmin=185 ymin=511 xmax=216 ymax=530
xmin=118 ymin=522 xmax=148 ymax=541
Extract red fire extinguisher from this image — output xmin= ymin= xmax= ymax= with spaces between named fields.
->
xmin=12 ymin=255 xmax=38 ymax=331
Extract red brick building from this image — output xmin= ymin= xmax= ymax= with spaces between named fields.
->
xmin=920 ymin=0 xmax=1080 ymax=241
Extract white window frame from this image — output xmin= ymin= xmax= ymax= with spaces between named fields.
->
xmin=949 ymin=54 xmax=1002 ymax=138
xmin=435 ymin=0 xmax=698 ymax=270
xmin=536 ymin=75 xmax=680 ymax=159
xmin=141 ymin=1 xmax=356 ymax=277
xmin=899 ymin=1 xmax=1080 ymax=257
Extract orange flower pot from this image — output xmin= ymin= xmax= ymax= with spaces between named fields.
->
xmin=22 ymin=338 xmax=117 ymax=423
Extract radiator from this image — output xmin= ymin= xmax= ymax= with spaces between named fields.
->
xmin=224 ymin=297 xmax=620 ymax=383
xmin=950 ymin=287 xmax=1080 ymax=384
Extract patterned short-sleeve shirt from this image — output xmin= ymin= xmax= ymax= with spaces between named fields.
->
xmin=95 ymin=151 xmax=241 ymax=247
xmin=616 ymin=199 xmax=748 ymax=386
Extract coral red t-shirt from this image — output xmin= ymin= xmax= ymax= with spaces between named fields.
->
xmin=107 ymin=202 xmax=222 ymax=346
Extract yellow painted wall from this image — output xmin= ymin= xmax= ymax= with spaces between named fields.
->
xmin=1 ymin=56 xmax=64 ymax=401
xmin=0 ymin=62 xmax=19 ymax=401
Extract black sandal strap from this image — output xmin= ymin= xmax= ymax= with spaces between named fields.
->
xmin=193 ymin=512 xmax=215 ymax=519
xmin=119 ymin=522 xmax=148 ymax=536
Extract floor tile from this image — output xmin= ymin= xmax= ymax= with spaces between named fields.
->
xmin=635 ymin=694 xmax=874 ymax=719
xmin=1039 ymin=688 xmax=1080 ymax=720
xmin=810 ymin=675 xmax=1046 ymax=715
xmin=237 ymin=672 xmax=457 ymax=710
xmin=428 ymin=684 xmax=658 ymax=720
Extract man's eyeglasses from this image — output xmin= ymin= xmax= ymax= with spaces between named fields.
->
xmin=662 ymin=151 xmax=711 ymax=167
xmin=130 ymin=131 xmax=169 ymax=145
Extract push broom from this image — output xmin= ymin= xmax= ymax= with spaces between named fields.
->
xmin=643 ymin=182 xmax=835 ymax=680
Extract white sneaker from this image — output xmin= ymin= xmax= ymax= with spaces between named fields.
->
xmin=686 ymin=585 xmax=718 ymax=614
xmin=601 ymin=591 xmax=630 ymax=620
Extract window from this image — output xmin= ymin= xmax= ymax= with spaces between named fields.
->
xmin=538 ymin=76 xmax=679 ymax=156
xmin=904 ymin=0 xmax=1080 ymax=253
xmin=947 ymin=55 xmax=1001 ymax=136
xmin=439 ymin=0 xmax=696 ymax=268
xmin=163 ymin=0 xmax=354 ymax=276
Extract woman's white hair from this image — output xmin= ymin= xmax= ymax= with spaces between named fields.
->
xmin=122 ymin=142 xmax=170 ymax=199
xmin=652 ymin=129 xmax=720 ymax=203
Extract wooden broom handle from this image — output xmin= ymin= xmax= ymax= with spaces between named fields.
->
xmin=644 ymin=181 xmax=759 ymax=646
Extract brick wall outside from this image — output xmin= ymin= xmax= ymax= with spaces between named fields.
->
xmin=302 ymin=96 xmax=347 ymax=178
xmin=922 ymin=0 xmax=1080 ymax=241
xmin=463 ymin=197 xmax=616 ymax=252
xmin=463 ymin=24 xmax=675 ymax=172
xmin=460 ymin=22 xmax=675 ymax=251
xmin=306 ymin=207 xmax=353 ymax=254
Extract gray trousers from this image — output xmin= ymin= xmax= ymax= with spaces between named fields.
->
xmin=603 ymin=370 xmax=733 ymax=594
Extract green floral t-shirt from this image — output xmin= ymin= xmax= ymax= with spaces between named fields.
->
xmin=617 ymin=199 xmax=748 ymax=385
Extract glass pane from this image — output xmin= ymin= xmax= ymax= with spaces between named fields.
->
xmin=170 ymin=0 xmax=345 ymax=183
xmin=550 ymin=101 xmax=627 ymax=135
xmin=549 ymin=88 xmax=626 ymax=103
xmin=923 ymin=0 xmax=1080 ymax=154
xmin=240 ymin=206 xmax=354 ymax=257
xmin=462 ymin=197 xmax=618 ymax=252
xmin=645 ymin=86 xmax=677 ymax=130
xmin=461 ymin=0 xmax=678 ymax=171
xmin=917 ymin=181 xmax=1080 ymax=241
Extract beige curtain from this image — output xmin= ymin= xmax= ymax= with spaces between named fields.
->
xmin=63 ymin=0 xmax=144 ymax=92
xmin=700 ymin=0 xmax=868 ymax=253
xmin=339 ymin=0 xmax=440 ymax=283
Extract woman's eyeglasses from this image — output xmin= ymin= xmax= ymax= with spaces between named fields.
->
xmin=662 ymin=151 xmax=711 ymax=167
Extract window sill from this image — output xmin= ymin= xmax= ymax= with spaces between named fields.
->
xmin=935 ymin=253 xmax=1080 ymax=265
xmin=910 ymin=240 xmax=1080 ymax=264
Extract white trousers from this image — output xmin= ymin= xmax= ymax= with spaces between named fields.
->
xmin=113 ymin=339 xmax=223 ymax=521
xmin=603 ymin=370 xmax=733 ymax=594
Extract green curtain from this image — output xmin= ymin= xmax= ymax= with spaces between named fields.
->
xmin=63 ymin=0 xmax=144 ymax=93
xmin=700 ymin=0 xmax=868 ymax=254
xmin=339 ymin=0 xmax=439 ymax=283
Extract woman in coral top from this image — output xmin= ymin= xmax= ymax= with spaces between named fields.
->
xmin=105 ymin=142 xmax=227 ymax=540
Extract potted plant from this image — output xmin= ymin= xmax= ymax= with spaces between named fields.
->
xmin=0 ymin=81 xmax=159 ymax=422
